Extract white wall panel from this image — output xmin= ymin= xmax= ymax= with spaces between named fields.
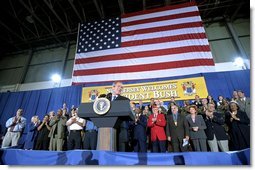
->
xmin=209 ymin=39 xmax=239 ymax=63
xmin=24 ymin=62 xmax=62 ymax=83
xmin=0 ymin=68 xmax=23 ymax=85
xmin=233 ymin=19 xmax=250 ymax=36
xmin=205 ymin=22 xmax=231 ymax=40
xmin=63 ymin=60 xmax=74 ymax=79
xmin=31 ymin=47 xmax=65 ymax=65
xmin=0 ymin=53 xmax=27 ymax=69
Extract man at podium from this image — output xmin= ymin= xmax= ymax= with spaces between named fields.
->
xmin=100 ymin=81 xmax=130 ymax=152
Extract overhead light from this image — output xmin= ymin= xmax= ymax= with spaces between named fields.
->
xmin=233 ymin=57 xmax=244 ymax=67
xmin=26 ymin=15 xmax=34 ymax=24
xmin=51 ymin=74 xmax=61 ymax=83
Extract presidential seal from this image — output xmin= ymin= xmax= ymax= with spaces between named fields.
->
xmin=93 ymin=97 xmax=111 ymax=115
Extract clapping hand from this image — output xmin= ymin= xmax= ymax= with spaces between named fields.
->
xmin=192 ymin=126 xmax=199 ymax=131
xmin=71 ymin=117 xmax=77 ymax=123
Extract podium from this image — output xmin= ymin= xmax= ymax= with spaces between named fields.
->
xmin=78 ymin=100 xmax=134 ymax=151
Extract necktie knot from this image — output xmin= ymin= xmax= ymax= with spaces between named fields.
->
xmin=174 ymin=114 xmax=177 ymax=121
xmin=113 ymin=95 xmax=117 ymax=101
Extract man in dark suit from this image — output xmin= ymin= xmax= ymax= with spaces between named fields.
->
xmin=132 ymin=108 xmax=147 ymax=152
xmin=101 ymin=81 xmax=130 ymax=152
xmin=204 ymin=103 xmax=229 ymax=152
xmin=166 ymin=105 xmax=189 ymax=152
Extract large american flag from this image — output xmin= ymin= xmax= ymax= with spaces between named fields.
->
xmin=72 ymin=2 xmax=215 ymax=85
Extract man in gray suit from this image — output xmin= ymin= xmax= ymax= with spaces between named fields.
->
xmin=237 ymin=90 xmax=250 ymax=119
xmin=48 ymin=109 xmax=67 ymax=151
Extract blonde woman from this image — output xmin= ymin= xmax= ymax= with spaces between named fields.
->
xmin=186 ymin=105 xmax=207 ymax=151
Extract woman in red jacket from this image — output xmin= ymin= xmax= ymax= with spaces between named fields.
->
xmin=147 ymin=105 xmax=167 ymax=152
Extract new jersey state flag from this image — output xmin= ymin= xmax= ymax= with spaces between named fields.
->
xmin=72 ymin=2 xmax=215 ymax=85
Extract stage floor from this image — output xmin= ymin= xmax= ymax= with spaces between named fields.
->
xmin=0 ymin=148 xmax=250 ymax=165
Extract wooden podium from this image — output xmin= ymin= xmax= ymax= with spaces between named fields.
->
xmin=78 ymin=100 xmax=134 ymax=151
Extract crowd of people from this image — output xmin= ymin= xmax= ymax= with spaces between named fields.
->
xmin=129 ymin=89 xmax=250 ymax=152
xmin=0 ymin=83 xmax=250 ymax=153
xmin=1 ymin=104 xmax=99 ymax=151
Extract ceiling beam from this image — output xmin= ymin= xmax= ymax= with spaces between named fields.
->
xmin=0 ymin=20 xmax=27 ymax=43
xmin=77 ymin=0 xmax=87 ymax=21
xmin=68 ymin=0 xmax=83 ymax=21
xmin=19 ymin=0 xmax=64 ymax=46
xmin=0 ymin=36 xmax=22 ymax=50
xmin=33 ymin=21 xmax=40 ymax=38
xmin=230 ymin=2 xmax=243 ymax=22
xmin=64 ymin=13 xmax=71 ymax=31
xmin=93 ymin=0 xmax=105 ymax=18
xmin=118 ymin=0 xmax=125 ymax=15
xmin=8 ymin=0 xmax=38 ymax=38
xmin=43 ymin=0 xmax=70 ymax=32
xmin=165 ymin=0 xmax=171 ymax=6
xmin=143 ymin=0 xmax=146 ymax=10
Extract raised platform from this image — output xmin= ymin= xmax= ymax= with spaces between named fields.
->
xmin=0 ymin=148 xmax=250 ymax=165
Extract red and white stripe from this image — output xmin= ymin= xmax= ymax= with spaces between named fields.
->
xmin=72 ymin=2 xmax=215 ymax=85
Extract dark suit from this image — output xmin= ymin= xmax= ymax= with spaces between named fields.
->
xmin=105 ymin=93 xmax=130 ymax=152
xmin=133 ymin=114 xmax=147 ymax=152
xmin=24 ymin=123 xmax=39 ymax=149
xmin=204 ymin=112 xmax=228 ymax=140
xmin=166 ymin=113 xmax=189 ymax=152
xmin=225 ymin=110 xmax=250 ymax=150
xmin=204 ymin=112 xmax=229 ymax=152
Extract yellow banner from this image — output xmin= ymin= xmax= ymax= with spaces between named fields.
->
xmin=82 ymin=77 xmax=208 ymax=103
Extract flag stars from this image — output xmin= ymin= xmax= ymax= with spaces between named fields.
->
xmin=77 ymin=17 xmax=121 ymax=53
